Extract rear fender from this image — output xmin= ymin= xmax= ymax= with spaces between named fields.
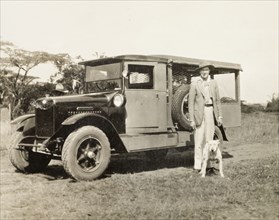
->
xmin=59 ymin=113 xmax=127 ymax=153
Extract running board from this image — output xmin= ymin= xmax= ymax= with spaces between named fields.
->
xmin=120 ymin=133 xmax=178 ymax=153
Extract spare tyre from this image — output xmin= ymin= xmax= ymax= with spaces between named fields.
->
xmin=172 ymin=84 xmax=193 ymax=131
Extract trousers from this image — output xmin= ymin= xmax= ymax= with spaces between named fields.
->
xmin=194 ymin=106 xmax=215 ymax=170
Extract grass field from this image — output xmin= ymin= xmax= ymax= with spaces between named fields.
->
xmin=226 ymin=112 xmax=278 ymax=145
xmin=0 ymin=112 xmax=278 ymax=219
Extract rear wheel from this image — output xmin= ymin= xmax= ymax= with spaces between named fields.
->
xmin=62 ymin=126 xmax=111 ymax=181
xmin=8 ymin=132 xmax=51 ymax=173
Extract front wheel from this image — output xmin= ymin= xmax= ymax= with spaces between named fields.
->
xmin=8 ymin=132 xmax=51 ymax=173
xmin=62 ymin=126 xmax=111 ymax=181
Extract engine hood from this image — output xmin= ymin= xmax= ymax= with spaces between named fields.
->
xmin=39 ymin=91 xmax=118 ymax=104
xmin=33 ymin=91 xmax=120 ymax=110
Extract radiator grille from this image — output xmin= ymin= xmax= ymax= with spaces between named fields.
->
xmin=36 ymin=107 xmax=54 ymax=137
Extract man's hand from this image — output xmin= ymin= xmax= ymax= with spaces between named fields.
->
xmin=190 ymin=121 xmax=196 ymax=130
xmin=217 ymin=118 xmax=222 ymax=127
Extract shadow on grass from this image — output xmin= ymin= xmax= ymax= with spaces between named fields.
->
xmin=106 ymin=151 xmax=193 ymax=175
xmin=106 ymin=149 xmax=234 ymax=175
xmin=40 ymin=148 xmax=233 ymax=181
xmin=41 ymin=164 xmax=69 ymax=181
xmin=222 ymin=151 xmax=234 ymax=159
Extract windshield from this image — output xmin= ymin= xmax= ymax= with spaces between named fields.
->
xmin=85 ymin=63 xmax=122 ymax=93
xmin=86 ymin=79 xmax=122 ymax=93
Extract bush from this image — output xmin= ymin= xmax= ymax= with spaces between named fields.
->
xmin=265 ymin=94 xmax=279 ymax=112
xmin=18 ymin=83 xmax=55 ymax=116
xmin=241 ymin=102 xmax=265 ymax=113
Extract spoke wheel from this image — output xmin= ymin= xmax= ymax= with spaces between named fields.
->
xmin=76 ymin=137 xmax=102 ymax=172
xmin=181 ymin=94 xmax=190 ymax=122
xmin=172 ymin=84 xmax=193 ymax=131
xmin=62 ymin=126 xmax=111 ymax=181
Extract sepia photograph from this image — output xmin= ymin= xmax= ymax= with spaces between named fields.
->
xmin=0 ymin=1 xmax=278 ymax=219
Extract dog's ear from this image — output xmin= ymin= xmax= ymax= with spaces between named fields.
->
xmin=216 ymin=140 xmax=220 ymax=144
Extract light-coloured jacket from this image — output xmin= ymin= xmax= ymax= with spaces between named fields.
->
xmin=188 ymin=79 xmax=222 ymax=127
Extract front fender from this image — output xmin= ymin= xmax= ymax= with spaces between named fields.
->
xmin=11 ymin=114 xmax=35 ymax=125
xmin=11 ymin=114 xmax=35 ymax=135
xmin=59 ymin=113 xmax=127 ymax=153
xmin=62 ymin=113 xmax=104 ymax=125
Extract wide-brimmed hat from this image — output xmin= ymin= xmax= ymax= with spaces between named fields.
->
xmin=194 ymin=61 xmax=215 ymax=72
xmin=51 ymin=83 xmax=69 ymax=95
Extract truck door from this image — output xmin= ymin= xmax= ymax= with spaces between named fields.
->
xmin=124 ymin=62 xmax=168 ymax=133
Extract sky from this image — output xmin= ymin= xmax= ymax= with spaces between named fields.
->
xmin=1 ymin=1 xmax=278 ymax=103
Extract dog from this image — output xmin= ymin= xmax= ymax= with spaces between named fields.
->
xmin=200 ymin=140 xmax=224 ymax=178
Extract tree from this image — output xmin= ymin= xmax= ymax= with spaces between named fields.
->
xmin=266 ymin=93 xmax=279 ymax=112
xmin=0 ymin=69 xmax=38 ymax=106
xmin=50 ymin=57 xmax=85 ymax=94
xmin=0 ymin=40 xmax=69 ymax=118
xmin=20 ymin=83 xmax=55 ymax=114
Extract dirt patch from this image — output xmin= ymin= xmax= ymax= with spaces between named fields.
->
xmin=223 ymin=142 xmax=278 ymax=163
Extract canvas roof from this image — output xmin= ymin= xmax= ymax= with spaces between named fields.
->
xmin=79 ymin=54 xmax=242 ymax=71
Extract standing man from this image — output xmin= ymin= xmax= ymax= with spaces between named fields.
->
xmin=188 ymin=61 xmax=223 ymax=172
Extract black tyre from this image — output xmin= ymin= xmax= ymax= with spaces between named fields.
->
xmin=145 ymin=149 xmax=168 ymax=162
xmin=62 ymin=126 xmax=111 ymax=181
xmin=213 ymin=126 xmax=224 ymax=151
xmin=172 ymin=84 xmax=193 ymax=131
xmin=8 ymin=132 xmax=51 ymax=173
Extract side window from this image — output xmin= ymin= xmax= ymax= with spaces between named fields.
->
xmin=214 ymin=73 xmax=237 ymax=102
xmin=128 ymin=65 xmax=154 ymax=89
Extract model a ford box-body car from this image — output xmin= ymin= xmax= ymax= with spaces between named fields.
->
xmin=9 ymin=55 xmax=242 ymax=181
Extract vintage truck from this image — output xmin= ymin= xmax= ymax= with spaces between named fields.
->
xmin=9 ymin=55 xmax=242 ymax=181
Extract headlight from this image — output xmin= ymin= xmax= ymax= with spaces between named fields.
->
xmin=113 ymin=94 xmax=125 ymax=107
xmin=32 ymin=98 xmax=54 ymax=110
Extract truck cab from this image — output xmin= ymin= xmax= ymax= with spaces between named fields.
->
xmin=9 ymin=55 xmax=242 ymax=181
